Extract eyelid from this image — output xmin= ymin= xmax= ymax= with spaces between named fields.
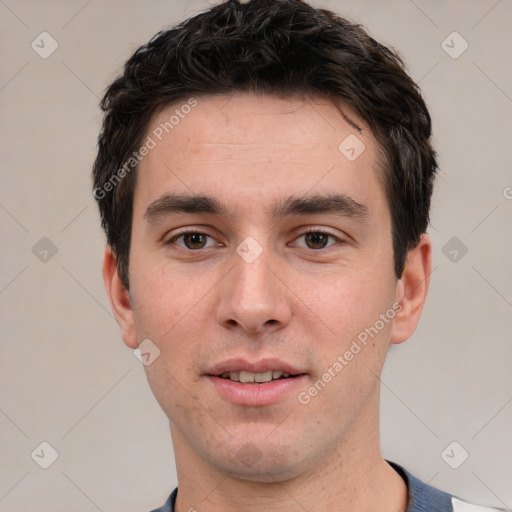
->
xmin=166 ymin=228 xmax=221 ymax=248
xmin=290 ymin=228 xmax=343 ymax=249
xmin=296 ymin=226 xmax=339 ymax=236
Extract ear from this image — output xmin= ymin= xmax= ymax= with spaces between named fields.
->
xmin=103 ymin=246 xmax=138 ymax=349
xmin=391 ymin=234 xmax=432 ymax=345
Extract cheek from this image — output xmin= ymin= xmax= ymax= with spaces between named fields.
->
xmin=133 ymin=272 xmax=207 ymax=409
xmin=130 ymin=256 xmax=210 ymax=337
xmin=143 ymin=354 xmax=204 ymax=438
xmin=298 ymin=271 xmax=395 ymax=408
xmin=296 ymin=266 xmax=394 ymax=337
xmin=130 ymin=261 xmax=226 ymax=380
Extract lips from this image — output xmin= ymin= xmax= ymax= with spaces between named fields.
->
xmin=206 ymin=357 xmax=305 ymax=377
xmin=204 ymin=357 xmax=308 ymax=406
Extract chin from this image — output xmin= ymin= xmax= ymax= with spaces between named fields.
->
xmin=208 ymin=442 xmax=309 ymax=483
xmin=216 ymin=460 xmax=306 ymax=484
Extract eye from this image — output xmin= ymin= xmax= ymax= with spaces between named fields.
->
xmin=294 ymin=231 xmax=340 ymax=250
xmin=168 ymin=231 xmax=218 ymax=250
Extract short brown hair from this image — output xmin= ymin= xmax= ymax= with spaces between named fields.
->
xmin=92 ymin=0 xmax=437 ymax=288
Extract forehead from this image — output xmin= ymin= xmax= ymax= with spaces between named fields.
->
xmin=135 ymin=92 xmax=385 ymax=216
xmin=146 ymin=92 xmax=373 ymax=159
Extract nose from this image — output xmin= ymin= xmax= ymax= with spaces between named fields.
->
xmin=215 ymin=246 xmax=292 ymax=334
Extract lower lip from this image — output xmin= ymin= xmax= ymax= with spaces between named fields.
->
xmin=206 ymin=375 xmax=308 ymax=406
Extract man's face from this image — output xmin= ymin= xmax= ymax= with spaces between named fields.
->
xmin=121 ymin=93 xmax=403 ymax=481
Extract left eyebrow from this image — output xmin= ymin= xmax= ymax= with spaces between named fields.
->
xmin=268 ymin=194 xmax=370 ymax=221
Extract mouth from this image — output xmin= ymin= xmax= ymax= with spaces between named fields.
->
xmin=205 ymin=358 xmax=308 ymax=406
xmin=216 ymin=370 xmax=301 ymax=383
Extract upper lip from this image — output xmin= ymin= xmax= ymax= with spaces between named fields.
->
xmin=206 ymin=358 xmax=306 ymax=376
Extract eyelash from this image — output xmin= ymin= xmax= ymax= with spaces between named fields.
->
xmin=166 ymin=229 xmax=342 ymax=250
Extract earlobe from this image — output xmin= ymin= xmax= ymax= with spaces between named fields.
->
xmin=390 ymin=234 xmax=432 ymax=345
xmin=102 ymin=246 xmax=139 ymax=349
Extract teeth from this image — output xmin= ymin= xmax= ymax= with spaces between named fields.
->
xmin=254 ymin=371 xmax=273 ymax=383
xmin=219 ymin=370 xmax=293 ymax=383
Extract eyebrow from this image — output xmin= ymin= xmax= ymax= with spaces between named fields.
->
xmin=144 ymin=193 xmax=369 ymax=223
xmin=269 ymin=194 xmax=369 ymax=220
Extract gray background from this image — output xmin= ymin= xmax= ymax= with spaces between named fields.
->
xmin=1 ymin=1 xmax=511 ymax=511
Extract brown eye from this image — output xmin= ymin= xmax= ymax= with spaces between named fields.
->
xmin=168 ymin=232 xmax=217 ymax=250
xmin=304 ymin=232 xmax=332 ymax=249
xmin=182 ymin=233 xmax=208 ymax=249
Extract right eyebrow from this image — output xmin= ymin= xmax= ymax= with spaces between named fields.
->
xmin=144 ymin=193 xmax=229 ymax=223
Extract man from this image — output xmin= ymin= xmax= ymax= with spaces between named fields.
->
xmin=92 ymin=1 xmax=504 ymax=510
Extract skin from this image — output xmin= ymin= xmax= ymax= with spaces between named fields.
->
xmin=104 ymin=92 xmax=431 ymax=512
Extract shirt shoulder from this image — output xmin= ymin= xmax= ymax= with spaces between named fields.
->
xmin=149 ymin=466 xmax=506 ymax=512
xmin=451 ymin=497 xmax=506 ymax=512
xmin=388 ymin=461 xmax=506 ymax=512
xmin=148 ymin=488 xmax=177 ymax=512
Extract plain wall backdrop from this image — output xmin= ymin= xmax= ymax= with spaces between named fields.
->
xmin=1 ymin=1 xmax=511 ymax=511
